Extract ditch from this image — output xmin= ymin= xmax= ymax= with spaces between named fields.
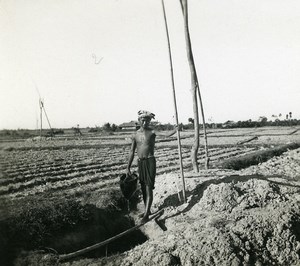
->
xmin=219 ymin=142 xmax=300 ymax=170
xmin=0 ymin=196 xmax=148 ymax=265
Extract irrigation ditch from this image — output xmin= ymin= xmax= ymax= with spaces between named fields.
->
xmin=0 ymin=191 xmax=150 ymax=265
xmin=218 ymin=142 xmax=300 ymax=170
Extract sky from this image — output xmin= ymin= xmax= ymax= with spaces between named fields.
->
xmin=1 ymin=0 xmax=300 ymax=129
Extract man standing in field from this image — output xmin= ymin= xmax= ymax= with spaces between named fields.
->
xmin=126 ymin=110 xmax=178 ymax=223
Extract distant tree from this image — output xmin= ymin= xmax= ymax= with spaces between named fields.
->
xmin=218 ymin=117 xmax=300 ymax=128
xmin=274 ymin=118 xmax=281 ymax=126
xmin=155 ymin=123 xmax=173 ymax=131
xmin=182 ymin=122 xmax=194 ymax=130
xmin=258 ymin=116 xmax=268 ymax=126
xmin=111 ymin=123 xmax=118 ymax=132
xmin=289 ymin=112 xmax=292 ymax=119
xmin=188 ymin=118 xmax=194 ymax=124
xmin=261 ymin=117 xmax=268 ymax=124
xmin=286 ymin=114 xmax=289 ymax=120
xmin=103 ymin=123 xmax=111 ymax=131
xmin=102 ymin=122 xmax=119 ymax=132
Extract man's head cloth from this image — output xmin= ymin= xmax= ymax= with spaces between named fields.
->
xmin=138 ymin=110 xmax=155 ymax=120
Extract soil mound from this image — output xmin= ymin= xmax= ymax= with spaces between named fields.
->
xmin=117 ymin=178 xmax=300 ymax=266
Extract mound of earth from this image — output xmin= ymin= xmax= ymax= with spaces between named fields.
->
xmin=46 ymin=149 xmax=300 ymax=265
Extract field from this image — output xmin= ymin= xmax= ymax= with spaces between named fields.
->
xmin=0 ymin=126 xmax=300 ymax=265
xmin=0 ymin=127 xmax=299 ymax=204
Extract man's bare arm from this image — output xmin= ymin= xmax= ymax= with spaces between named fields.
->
xmin=155 ymin=125 xmax=180 ymax=138
xmin=126 ymin=137 xmax=136 ymax=175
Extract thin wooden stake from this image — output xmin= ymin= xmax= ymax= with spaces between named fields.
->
xmin=161 ymin=0 xmax=186 ymax=203
xmin=42 ymin=102 xmax=53 ymax=132
xmin=39 ymin=99 xmax=43 ymax=138
xmin=174 ymin=177 xmax=182 ymax=202
xmin=196 ymin=80 xmax=209 ymax=169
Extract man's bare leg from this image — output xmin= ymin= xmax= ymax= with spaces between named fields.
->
xmin=139 ymin=184 xmax=147 ymax=218
xmin=141 ymin=185 xmax=153 ymax=223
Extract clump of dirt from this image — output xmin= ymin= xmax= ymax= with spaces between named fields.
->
xmin=117 ymin=178 xmax=299 ymax=266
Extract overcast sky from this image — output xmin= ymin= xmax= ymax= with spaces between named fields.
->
xmin=1 ymin=0 xmax=299 ymax=129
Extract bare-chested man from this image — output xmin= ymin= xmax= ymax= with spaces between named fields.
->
xmin=126 ymin=110 xmax=177 ymax=223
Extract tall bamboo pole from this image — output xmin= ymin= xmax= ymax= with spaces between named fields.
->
xmin=179 ymin=0 xmax=209 ymax=169
xmin=180 ymin=0 xmax=200 ymax=172
xmin=180 ymin=0 xmax=209 ymax=168
xmin=161 ymin=0 xmax=186 ymax=203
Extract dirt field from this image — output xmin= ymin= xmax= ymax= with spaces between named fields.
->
xmin=0 ymin=126 xmax=299 ymax=265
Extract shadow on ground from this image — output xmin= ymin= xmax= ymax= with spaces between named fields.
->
xmin=160 ymin=174 xmax=300 ymax=221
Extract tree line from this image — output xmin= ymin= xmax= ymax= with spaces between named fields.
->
xmin=186 ymin=116 xmax=300 ymax=129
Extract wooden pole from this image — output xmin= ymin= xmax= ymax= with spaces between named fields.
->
xmin=237 ymin=136 xmax=258 ymax=145
xmin=179 ymin=0 xmax=200 ymax=172
xmin=161 ymin=0 xmax=186 ymax=203
xmin=180 ymin=0 xmax=209 ymax=170
xmin=39 ymin=99 xmax=43 ymax=137
xmin=196 ymin=80 xmax=209 ymax=169
xmin=42 ymin=102 xmax=53 ymax=132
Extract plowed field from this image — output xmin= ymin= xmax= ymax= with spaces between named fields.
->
xmin=0 ymin=127 xmax=299 ymax=206
xmin=0 ymin=126 xmax=299 ymax=265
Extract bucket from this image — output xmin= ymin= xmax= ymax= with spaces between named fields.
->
xmin=119 ymin=173 xmax=138 ymax=200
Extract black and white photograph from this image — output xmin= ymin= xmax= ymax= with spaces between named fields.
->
xmin=1 ymin=0 xmax=300 ymax=265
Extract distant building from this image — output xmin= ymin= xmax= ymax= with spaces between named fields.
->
xmin=119 ymin=120 xmax=161 ymax=131
xmin=119 ymin=121 xmax=139 ymax=131
xmin=222 ymin=120 xmax=236 ymax=128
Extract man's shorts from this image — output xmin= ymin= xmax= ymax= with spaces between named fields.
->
xmin=138 ymin=157 xmax=156 ymax=189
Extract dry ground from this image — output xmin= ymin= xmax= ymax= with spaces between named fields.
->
xmin=60 ymin=147 xmax=300 ymax=266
